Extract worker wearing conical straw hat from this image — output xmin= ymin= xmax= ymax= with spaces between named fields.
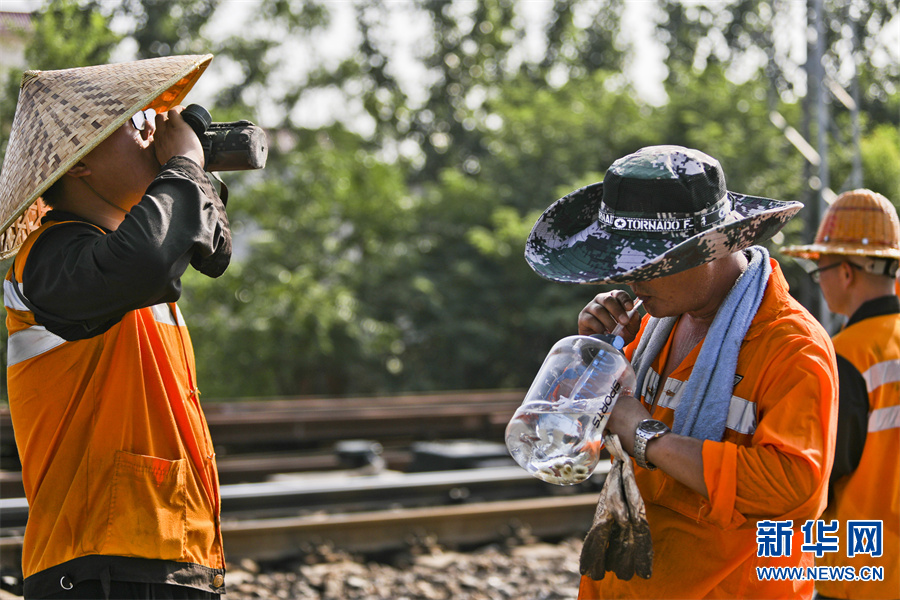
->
xmin=782 ymin=189 xmax=899 ymax=600
xmin=1 ymin=55 xmax=231 ymax=599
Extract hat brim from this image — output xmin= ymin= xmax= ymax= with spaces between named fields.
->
xmin=525 ymin=182 xmax=802 ymax=284
xmin=780 ymin=243 xmax=900 ymax=261
xmin=0 ymin=54 xmax=213 ymax=260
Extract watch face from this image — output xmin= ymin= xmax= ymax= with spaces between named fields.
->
xmin=640 ymin=420 xmax=669 ymax=435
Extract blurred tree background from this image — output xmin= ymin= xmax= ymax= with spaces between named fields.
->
xmin=0 ymin=0 xmax=897 ymax=400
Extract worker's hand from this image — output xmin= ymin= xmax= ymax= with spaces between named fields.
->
xmin=577 ymin=290 xmax=641 ymax=345
xmin=153 ymin=106 xmax=205 ymax=168
xmin=580 ymin=433 xmax=653 ymax=581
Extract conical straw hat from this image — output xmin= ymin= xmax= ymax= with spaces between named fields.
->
xmin=0 ymin=54 xmax=213 ymax=260
xmin=781 ymin=189 xmax=900 ymax=261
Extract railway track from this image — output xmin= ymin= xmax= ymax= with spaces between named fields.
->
xmin=1 ymin=464 xmax=607 ymax=575
xmin=202 ymin=390 xmax=522 ymax=445
xmin=220 ymin=493 xmax=601 ymax=561
xmin=1 ymin=390 xmax=525 ymax=495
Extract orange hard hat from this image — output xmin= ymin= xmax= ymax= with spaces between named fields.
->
xmin=782 ymin=189 xmax=900 ymax=261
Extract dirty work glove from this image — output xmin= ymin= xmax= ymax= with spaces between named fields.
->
xmin=579 ymin=433 xmax=653 ymax=581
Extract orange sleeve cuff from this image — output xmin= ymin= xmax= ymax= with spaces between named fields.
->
xmin=703 ymin=440 xmax=746 ymax=529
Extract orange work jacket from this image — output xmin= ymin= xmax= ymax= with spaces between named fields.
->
xmin=5 ymin=221 xmax=226 ymax=597
xmin=579 ymin=260 xmax=838 ymax=599
xmin=817 ymin=305 xmax=900 ymax=600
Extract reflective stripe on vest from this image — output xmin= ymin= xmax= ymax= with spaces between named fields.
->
xmin=861 ymin=357 xmax=900 ymax=432
xmin=7 ymin=325 xmax=66 ymax=366
xmin=3 ymin=279 xmax=29 ymax=312
xmin=644 ymin=368 xmax=758 ymax=435
xmin=151 ymin=303 xmax=185 ymax=327
xmin=869 ymin=404 xmax=900 ymax=433
xmin=5 ymin=291 xmax=185 ymax=367
xmin=862 ymin=358 xmax=900 ymax=393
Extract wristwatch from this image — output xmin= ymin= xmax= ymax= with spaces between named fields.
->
xmin=634 ymin=418 xmax=670 ymax=470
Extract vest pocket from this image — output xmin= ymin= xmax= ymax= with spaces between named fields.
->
xmin=104 ymin=451 xmax=187 ymax=560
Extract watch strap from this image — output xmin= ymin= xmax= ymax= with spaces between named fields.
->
xmin=634 ymin=419 xmax=669 ymax=470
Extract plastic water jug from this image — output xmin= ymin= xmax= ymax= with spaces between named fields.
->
xmin=505 ymin=328 xmax=637 ymax=485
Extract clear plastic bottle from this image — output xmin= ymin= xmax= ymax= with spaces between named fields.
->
xmin=505 ymin=333 xmax=636 ymax=485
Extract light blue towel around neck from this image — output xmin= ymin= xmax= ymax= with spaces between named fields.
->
xmin=630 ymin=245 xmax=772 ymax=442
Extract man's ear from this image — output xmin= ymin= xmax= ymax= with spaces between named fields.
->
xmin=840 ymin=262 xmax=857 ymax=288
xmin=65 ymin=162 xmax=91 ymax=178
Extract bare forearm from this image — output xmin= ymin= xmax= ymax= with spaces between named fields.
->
xmin=606 ymin=395 xmax=709 ymax=498
xmin=644 ymin=433 xmax=708 ymax=498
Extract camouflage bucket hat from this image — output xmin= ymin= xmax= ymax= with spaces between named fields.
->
xmin=0 ymin=54 xmax=213 ymax=261
xmin=525 ymin=145 xmax=803 ymax=284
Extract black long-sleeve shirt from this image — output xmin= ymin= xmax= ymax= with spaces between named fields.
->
xmin=20 ymin=156 xmax=231 ymax=341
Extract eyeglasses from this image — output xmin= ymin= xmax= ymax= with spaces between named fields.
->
xmin=129 ymin=109 xmax=155 ymax=131
xmin=809 ymin=261 xmax=864 ymax=283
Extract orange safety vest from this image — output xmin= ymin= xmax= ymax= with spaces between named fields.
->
xmin=579 ymin=260 xmax=838 ymax=599
xmin=4 ymin=221 xmax=225 ymax=596
xmin=816 ymin=309 xmax=900 ymax=600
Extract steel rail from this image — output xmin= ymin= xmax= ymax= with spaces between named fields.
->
xmin=221 ymin=493 xmax=599 ymax=561
xmin=0 ymin=465 xmax=607 ymax=568
xmin=0 ymin=465 xmax=607 ymax=529
xmin=0 ymin=494 xmax=600 ymax=570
